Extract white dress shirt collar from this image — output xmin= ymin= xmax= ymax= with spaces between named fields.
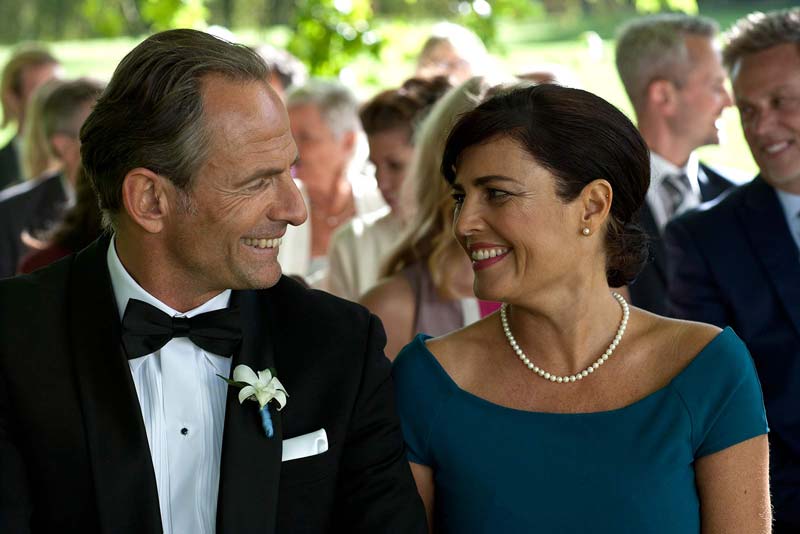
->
xmin=649 ymin=151 xmax=701 ymax=195
xmin=775 ymin=188 xmax=800 ymax=254
xmin=106 ymin=235 xmax=233 ymax=534
xmin=106 ymin=234 xmax=231 ymax=321
xmin=647 ymin=151 xmax=703 ymax=232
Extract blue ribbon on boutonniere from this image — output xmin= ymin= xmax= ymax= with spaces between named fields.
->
xmin=218 ymin=364 xmax=288 ymax=438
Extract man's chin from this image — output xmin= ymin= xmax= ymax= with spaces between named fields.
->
xmin=231 ymin=267 xmax=283 ymax=291
xmin=762 ymin=168 xmax=800 ymax=193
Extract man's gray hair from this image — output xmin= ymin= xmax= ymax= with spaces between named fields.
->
xmin=723 ymin=8 xmax=800 ymax=72
xmin=286 ymin=79 xmax=360 ymax=138
xmin=80 ymin=29 xmax=269 ymax=228
xmin=616 ymin=14 xmax=719 ymax=111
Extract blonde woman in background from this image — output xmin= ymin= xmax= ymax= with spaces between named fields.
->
xmin=327 ymin=76 xmax=451 ymax=300
xmin=0 ymin=44 xmax=61 ymax=189
xmin=21 ymin=79 xmax=64 ymax=181
xmin=415 ymin=22 xmax=492 ymax=84
xmin=361 ymin=77 xmax=514 ymax=359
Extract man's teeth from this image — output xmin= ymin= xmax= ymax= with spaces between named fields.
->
xmin=470 ymin=248 xmax=509 ymax=261
xmin=243 ymin=237 xmax=282 ymax=249
xmin=765 ymin=141 xmax=789 ymax=154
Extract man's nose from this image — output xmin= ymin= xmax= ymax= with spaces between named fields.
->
xmin=750 ymin=107 xmax=777 ymax=137
xmin=281 ymin=178 xmax=308 ymax=227
xmin=721 ymin=88 xmax=733 ymax=109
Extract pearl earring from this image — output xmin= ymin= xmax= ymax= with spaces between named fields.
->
xmin=582 ymin=228 xmax=591 ymax=236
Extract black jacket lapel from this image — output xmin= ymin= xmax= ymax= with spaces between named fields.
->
xmin=739 ymin=177 xmax=800 ymax=338
xmin=69 ymin=235 xmax=162 ymax=533
xmin=698 ymin=162 xmax=734 ymax=201
xmin=217 ymin=288 xmax=282 ymax=534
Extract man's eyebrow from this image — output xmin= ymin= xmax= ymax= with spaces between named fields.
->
xmin=234 ymin=166 xmax=288 ymax=187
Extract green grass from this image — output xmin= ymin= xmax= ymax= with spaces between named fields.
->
xmin=4 ymin=6 xmax=786 ymax=176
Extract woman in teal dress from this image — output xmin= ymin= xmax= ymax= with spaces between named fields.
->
xmin=392 ymin=84 xmax=771 ymax=533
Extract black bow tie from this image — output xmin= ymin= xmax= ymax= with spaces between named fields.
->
xmin=121 ymin=298 xmax=242 ymax=359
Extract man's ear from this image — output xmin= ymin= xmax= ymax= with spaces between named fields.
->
xmin=340 ymin=130 xmax=357 ymax=156
xmin=49 ymin=133 xmax=79 ymax=162
xmin=49 ymin=133 xmax=70 ymax=160
xmin=579 ymin=179 xmax=613 ymax=235
xmin=121 ymin=168 xmax=173 ymax=234
xmin=646 ymin=79 xmax=679 ymax=116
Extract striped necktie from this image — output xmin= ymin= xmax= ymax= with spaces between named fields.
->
xmin=659 ymin=172 xmax=692 ymax=220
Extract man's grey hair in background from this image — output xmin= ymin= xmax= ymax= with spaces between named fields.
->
xmin=80 ymin=29 xmax=269 ymax=229
xmin=616 ymin=14 xmax=719 ymax=112
xmin=722 ymin=8 xmax=800 ymax=73
xmin=41 ymin=78 xmax=104 ymax=142
xmin=254 ymin=44 xmax=308 ymax=91
xmin=286 ymin=79 xmax=360 ymax=138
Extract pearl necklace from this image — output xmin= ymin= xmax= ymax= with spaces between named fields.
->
xmin=500 ymin=292 xmax=630 ymax=384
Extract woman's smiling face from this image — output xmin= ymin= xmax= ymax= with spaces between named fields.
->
xmin=450 ymin=136 xmax=589 ymax=303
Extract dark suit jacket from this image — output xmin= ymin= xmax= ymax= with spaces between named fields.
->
xmin=664 ymin=176 xmax=800 ymax=527
xmin=629 ymin=161 xmax=737 ymax=315
xmin=0 ymin=172 xmax=68 ymax=279
xmin=0 ymin=137 xmax=21 ymax=191
xmin=0 ymin=236 xmax=427 ymax=533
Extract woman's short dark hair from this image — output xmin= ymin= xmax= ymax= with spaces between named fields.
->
xmin=80 ymin=29 xmax=269 ymax=228
xmin=441 ymin=84 xmax=650 ymax=287
xmin=359 ymin=76 xmax=451 ymax=140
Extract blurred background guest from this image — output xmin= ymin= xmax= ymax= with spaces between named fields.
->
xmin=253 ymin=44 xmax=308 ymax=101
xmin=18 ymin=165 xmax=102 ymax=273
xmin=20 ymin=79 xmax=63 ymax=181
xmin=0 ymin=77 xmax=103 ymax=278
xmin=415 ymin=22 xmax=492 ymax=84
xmin=615 ymin=14 xmax=741 ymax=314
xmin=665 ymin=8 xmax=800 ymax=532
xmin=327 ymin=75 xmax=451 ymax=300
xmin=394 ymin=83 xmax=769 ymax=533
xmin=0 ymin=44 xmax=61 ymax=190
xmin=286 ymin=78 xmax=385 ymax=285
xmin=360 ymin=77 xmax=505 ymax=359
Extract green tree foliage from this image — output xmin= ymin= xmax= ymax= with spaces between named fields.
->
xmin=0 ymin=0 xmax=709 ymax=44
xmin=287 ymin=0 xmax=381 ymax=76
xmin=140 ymin=0 xmax=209 ymax=31
xmin=451 ymin=0 xmax=540 ymax=50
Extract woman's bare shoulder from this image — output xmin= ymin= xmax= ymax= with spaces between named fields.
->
xmin=424 ymin=315 xmax=500 ymax=383
xmin=633 ymin=309 xmax=724 ymax=378
xmin=360 ymin=274 xmax=414 ymax=317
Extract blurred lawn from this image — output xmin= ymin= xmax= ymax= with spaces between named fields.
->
xmin=0 ymin=10 xmax=767 ymax=177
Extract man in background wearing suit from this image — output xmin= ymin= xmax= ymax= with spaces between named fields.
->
xmin=615 ymin=14 xmax=740 ymax=314
xmin=0 ymin=29 xmax=426 ymax=533
xmin=0 ymin=45 xmax=61 ymax=190
xmin=665 ymin=8 xmax=800 ymax=532
xmin=0 ymin=77 xmax=103 ymax=278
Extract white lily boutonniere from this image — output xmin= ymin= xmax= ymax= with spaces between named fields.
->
xmin=218 ymin=364 xmax=288 ymax=438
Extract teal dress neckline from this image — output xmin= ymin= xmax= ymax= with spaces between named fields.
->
xmin=392 ymin=327 xmax=768 ymax=533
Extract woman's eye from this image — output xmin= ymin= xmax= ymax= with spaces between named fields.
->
xmin=488 ymin=189 xmax=509 ymax=200
xmin=451 ymin=192 xmax=465 ymax=205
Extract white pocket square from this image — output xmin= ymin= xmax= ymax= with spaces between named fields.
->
xmin=282 ymin=428 xmax=328 ymax=462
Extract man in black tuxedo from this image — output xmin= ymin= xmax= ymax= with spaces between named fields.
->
xmin=665 ymin=9 xmax=800 ymax=532
xmin=615 ymin=14 xmax=743 ymax=314
xmin=0 ymin=77 xmax=103 ymax=278
xmin=0 ymin=29 xmax=426 ymax=533
xmin=0 ymin=45 xmax=61 ymax=190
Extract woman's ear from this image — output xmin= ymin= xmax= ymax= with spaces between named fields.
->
xmin=121 ymin=168 xmax=173 ymax=234
xmin=578 ymin=179 xmax=613 ymax=236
